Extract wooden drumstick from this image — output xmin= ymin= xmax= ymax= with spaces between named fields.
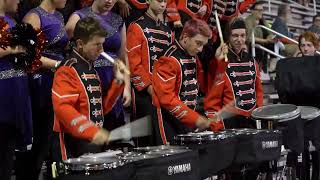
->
xmin=101 ymin=52 xmax=130 ymax=75
xmin=214 ymin=10 xmax=228 ymax=62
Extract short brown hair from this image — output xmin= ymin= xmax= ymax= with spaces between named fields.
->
xmin=180 ymin=18 xmax=212 ymax=39
xmin=299 ymin=31 xmax=319 ymax=49
xmin=74 ymin=17 xmax=107 ymax=43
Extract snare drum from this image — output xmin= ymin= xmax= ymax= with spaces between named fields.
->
xmin=251 ymin=104 xmax=304 ymax=153
xmin=299 ymin=106 xmax=320 ymax=150
xmin=63 ymin=156 xmax=122 ymax=175
xmin=174 ymin=131 xmax=237 ymax=179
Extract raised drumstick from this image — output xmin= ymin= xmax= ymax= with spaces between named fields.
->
xmin=101 ymin=52 xmax=130 ymax=75
xmin=214 ymin=10 xmax=228 ymax=62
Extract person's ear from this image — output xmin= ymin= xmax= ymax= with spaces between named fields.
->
xmin=76 ymin=39 xmax=84 ymax=49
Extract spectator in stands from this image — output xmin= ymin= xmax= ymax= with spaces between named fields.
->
xmin=245 ymin=1 xmax=274 ymax=73
xmin=271 ymin=4 xmax=298 ymax=57
xmin=308 ymin=15 xmax=320 ymax=37
xmin=295 ymin=31 xmax=319 ymax=56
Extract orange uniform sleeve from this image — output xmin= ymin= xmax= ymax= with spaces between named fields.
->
xmin=153 ymin=57 xmax=200 ymax=127
xmin=127 ymin=23 xmax=152 ymax=91
xmin=255 ymin=61 xmax=263 ymax=107
xmin=167 ymin=0 xmax=181 ymax=22
xmin=52 ymin=67 xmax=99 ymax=141
xmin=204 ymin=60 xmax=228 ymax=119
xmin=103 ymin=80 xmax=124 ymax=114
xmin=239 ymin=0 xmax=256 ymax=13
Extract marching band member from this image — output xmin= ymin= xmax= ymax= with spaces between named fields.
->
xmin=66 ymin=0 xmax=131 ymax=132
xmin=127 ymin=0 xmax=174 ymax=145
xmin=22 ymin=0 xmax=69 ymax=179
xmin=167 ymin=0 xmax=211 ymax=30
xmin=204 ymin=18 xmax=263 ymax=129
xmin=0 ymin=1 xmax=30 ymax=180
xmin=222 ymin=0 xmax=256 ymax=21
xmin=52 ymin=17 xmax=125 ymax=160
xmin=152 ymin=19 xmax=224 ymax=145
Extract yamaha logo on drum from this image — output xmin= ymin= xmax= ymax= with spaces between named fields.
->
xmin=262 ymin=141 xmax=279 ymax=149
xmin=167 ymin=163 xmax=191 ymax=175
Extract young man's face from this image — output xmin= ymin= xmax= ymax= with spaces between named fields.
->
xmin=183 ymin=34 xmax=209 ymax=56
xmin=148 ymin=0 xmax=167 ymax=15
xmin=314 ymin=16 xmax=320 ymax=27
xmin=230 ymin=28 xmax=246 ymax=53
xmin=253 ymin=4 xmax=263 ymax=20
xmin=52 ymin=0 xmax=67 ymax=9
xmin=300 ymin=38 xmax=316 ymax=56
xmin=81 ymin=35 xmax=105 ymax=61
xmin=96 ymin=0 xmax=118 ymax=12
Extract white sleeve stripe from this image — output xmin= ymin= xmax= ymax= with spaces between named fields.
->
xmin=157 ymin=72 xmax=176 ymax=82
xmin=127 ymin=44 xmax=142 ymax=52
xmin=52 ymin=90 xmax=79 ymax=99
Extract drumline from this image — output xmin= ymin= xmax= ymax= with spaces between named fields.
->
xmin=58 ymin=104 xmax=320 ymax=180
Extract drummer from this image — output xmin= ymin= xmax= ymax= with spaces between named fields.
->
xmin=52 ymin=17 xmax=126 ymax=160
xmin=151 ymin=19 xmax=225 ymax=145
xmin=204 ymin=18 xmax=264 ymax=129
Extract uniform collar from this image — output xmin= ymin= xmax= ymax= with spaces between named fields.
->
xmin=72 ymin=49 xmax=93 ymax=70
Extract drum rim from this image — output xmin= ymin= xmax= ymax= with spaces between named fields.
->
xmin=63 ymin=157 xmax=121 ymax=171
xmin=298 ymin=106 xmax=320 ymax=120
xmin=251 ymin=104 xmax=300 ymax=120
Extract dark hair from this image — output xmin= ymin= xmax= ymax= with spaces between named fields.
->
xmin=225 ymin=18 xmax=247 ymax=42
xmin=278 ymin=4 xmax=290 ymax=17
xmin=73 ymin=17 xmax=107 ymax=43
xmin=251 ymin=1 xmax=264 ymax=10
xmin=180 ymin=18 xmax=212 ymax=39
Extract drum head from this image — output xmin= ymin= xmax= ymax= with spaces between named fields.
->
xmin=298 ymin=106 xmax=320 ymax=121
xmin=63 ymin=156 xmax=120 ymax=171
xmin=64 ymin=157 xmax=119 ymax=165
xmin=146 ymin=148 xmax=190 ymax=156
xmin=81 ymin=150 xmax=123 ymax=159
xmin=251 ymin=104 xmax=300 ymax=121
xmin=134 ymin=145 xmax=185 ymax=152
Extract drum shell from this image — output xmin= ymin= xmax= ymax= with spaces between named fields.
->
xmin=232 ymin=130 xmax=282 ymax=164
xmin=58 ymin=163 xmax=136 ymax=180
xmin=133 ymin=150 xmax=199 ymax=180
xmin=251 ymin=104 xmax=304 ymax=153
xmin=174 ymin=135 xmax=236 ymax=179
xmin=275 ymin=114 xmax=304 ymax=153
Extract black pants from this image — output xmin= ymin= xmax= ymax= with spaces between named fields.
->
xmin=0 ymin=124 xmax=16 ymax=180
xmin=131 ymin=88 xmax=155 ymax=146
xmin=16 ymin=104 xmax=60 ymax=180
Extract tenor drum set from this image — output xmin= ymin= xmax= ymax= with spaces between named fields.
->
xmin=58 ymin=104 xmax=320 ymax=180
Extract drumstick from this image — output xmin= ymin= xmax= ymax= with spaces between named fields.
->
xmin=195 ymin=100 xmax=235 ymax=132
xmin=214 ymin=10 xmax=228 ymax=62
xmin=101 ymin=52 xmax=131 ymax=75
xmin=108 ymin=116 xmax=152 ymax=142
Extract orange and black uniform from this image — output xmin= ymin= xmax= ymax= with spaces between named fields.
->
xmin=127 ymin=13 xmax=174 ymax=122
xmin=167 ymin=0 xmax=211 ymax=23
xmin=124 ymin=0 xmax=148 ymax=26
xmin=52 ymin=50 xmax=124 ymax=160
xmin=152 ymin=40 xmax=223 ymax=145
xmin=221 ymin=0 xmax=255 ymax=21
xmin=204 ymin=50 xmax=263 ymax=129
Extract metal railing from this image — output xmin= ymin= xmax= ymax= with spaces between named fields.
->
xmin=251 ymin=25 xmax=298 ymax=59
xmin=267 ymin=0 xmax=317 ymax=16
xmin=251 ymin=25 xmax=320 ymax=59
